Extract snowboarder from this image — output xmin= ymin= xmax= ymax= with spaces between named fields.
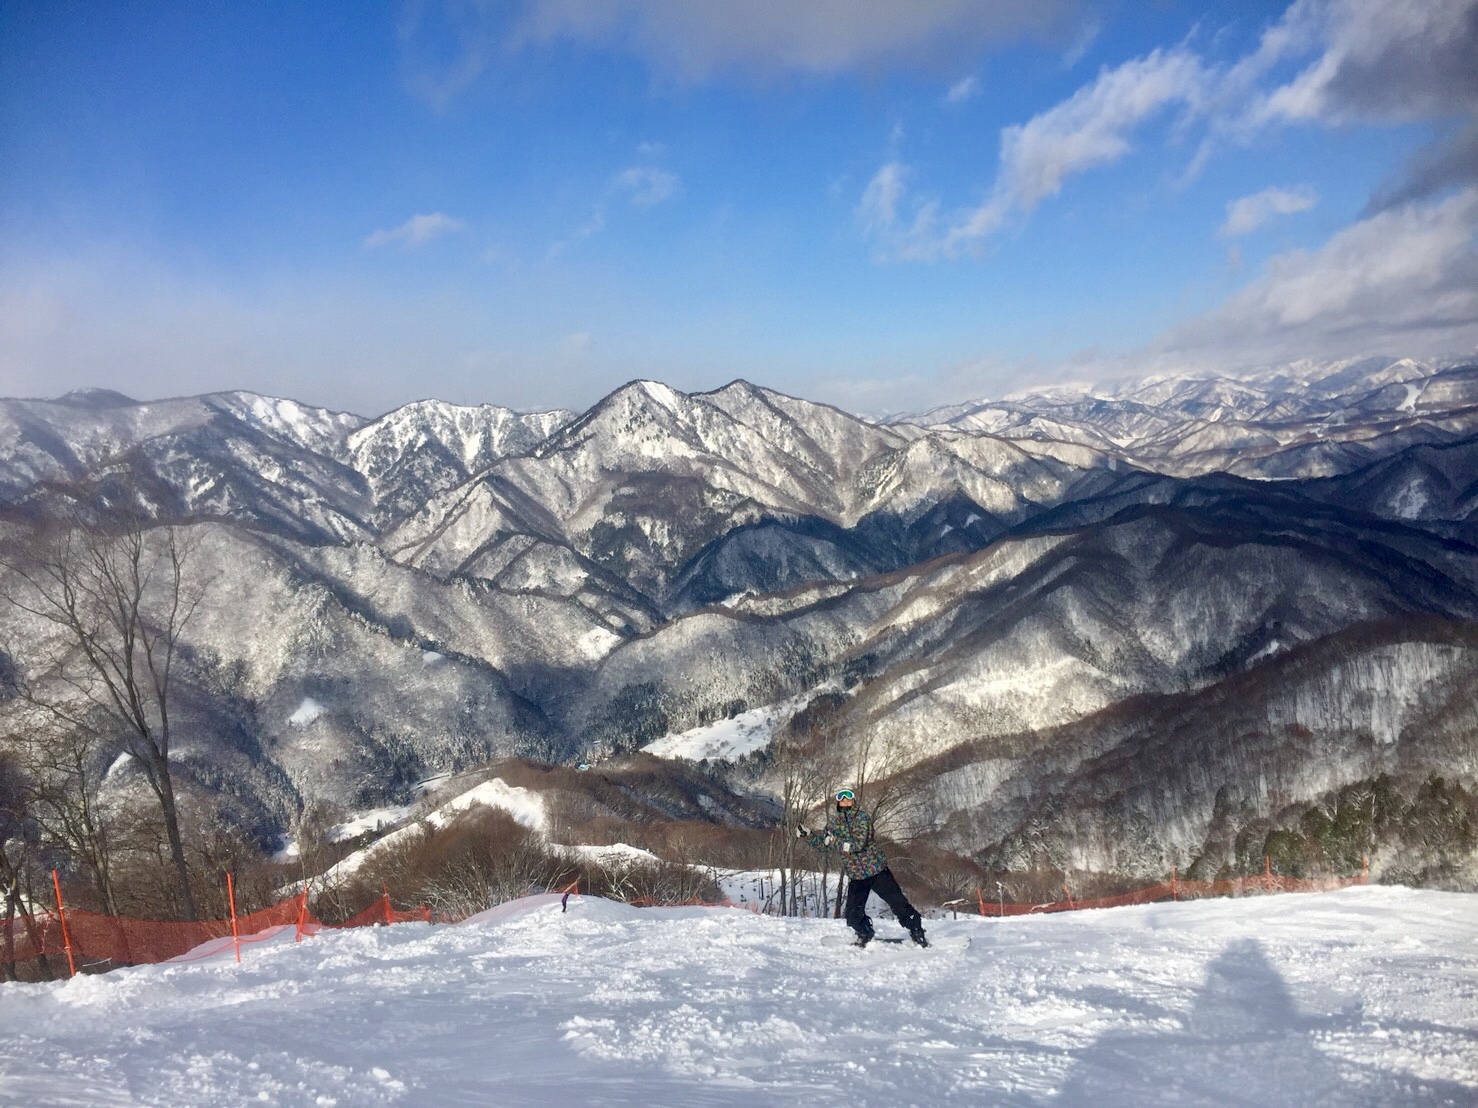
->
xmin=797 ymin=788 xmax=928 ymax=947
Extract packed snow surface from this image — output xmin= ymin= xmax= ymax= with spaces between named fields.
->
xmin=1 ymin=887 xmax=1473 ymax=1106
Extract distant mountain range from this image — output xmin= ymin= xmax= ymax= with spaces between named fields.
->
xmin=3 ymin=355 xmax=1475 ymax=884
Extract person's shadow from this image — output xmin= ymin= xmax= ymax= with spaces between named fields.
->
xmin=1053 ymin=937 xmax=1474 ymax=1106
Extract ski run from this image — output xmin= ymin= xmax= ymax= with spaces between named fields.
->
xmin=1 ymin=885 xmax=1474 ymax=1106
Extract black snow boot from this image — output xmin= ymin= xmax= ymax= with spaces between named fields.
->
xmin=909 ymin=925 xmax=929 ymax=948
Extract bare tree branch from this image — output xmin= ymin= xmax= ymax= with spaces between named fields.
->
xmin=0 ymin=508 xmax=204 ymax=919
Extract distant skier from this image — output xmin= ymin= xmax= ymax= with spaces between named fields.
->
xmin=797 ymin=788 xmax=928 ymax=948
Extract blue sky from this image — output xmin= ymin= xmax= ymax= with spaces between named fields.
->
xmin=2 ymin=1 xmax=1475 ymax=417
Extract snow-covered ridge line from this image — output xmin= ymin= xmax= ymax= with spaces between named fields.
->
xmin=317 ymin=778 xmax=550 ymax=882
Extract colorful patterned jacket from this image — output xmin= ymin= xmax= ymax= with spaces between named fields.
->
xmin=805 ymin=806 xmax=887 ymax=880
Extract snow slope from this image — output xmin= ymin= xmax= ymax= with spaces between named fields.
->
xmin=641 ymin=692 xmax=815 ymax=762
xmin=1 ymin=887 xmax=1473 ymax=1106
xmin=317 ymin=778 xmax=550 ymax=882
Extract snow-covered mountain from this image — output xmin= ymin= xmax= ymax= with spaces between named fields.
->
xmin=1 ymin=357 xmax=1475 ymax=883
xmin=380 ymin=379 xmax=1080 ymax=609
xmin=906 ymin=357 xmax=1478 ymax=483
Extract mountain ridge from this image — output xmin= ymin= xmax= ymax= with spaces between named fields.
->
xmin=2 ymin=355 xmax=1475 ymax=887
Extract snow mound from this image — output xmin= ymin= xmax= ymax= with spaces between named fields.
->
xmin=165 ymin=924 xmax=307 ymax=965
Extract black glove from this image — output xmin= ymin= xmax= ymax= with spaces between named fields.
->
xmin=795 ymin=825 xmax=810 ymax=838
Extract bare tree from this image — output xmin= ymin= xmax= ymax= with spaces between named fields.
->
xmin=286 ymin=797 xmax=345 ymax=895
xmin=771 ymin=692 xmax=849 ymax=917
xmin=772 ymin=742 xmax=813 ymax=916
xmin=1 ymin=723 xmax=121 ymax=915
xmin=1 ymin=510 xmax=206 ymax=919
xmin=848 ymin=724 xmax=923 ymax=839
xmin=0 ymin=750 xmax=56 ymax=980
xmin=823 ymin=714 xmax=934 ymax=916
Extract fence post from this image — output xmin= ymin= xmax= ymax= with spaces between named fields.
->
xmin=1061 ymin=882 xmax=1074 ymax=910
xmin=50 ymin=869 xmax=76 ymax=978
xmin=1264 ymin=854 xmax=1272 ymax=894
xmin=295 ymin=886 xmax=309 ymax=942
xmin=382 ymin=882 xmax=393 ymax=926
xmin=226 ymin=873 xmax=241 ymax=964
xmin=1360 ymin=855 xmax=1368 ymax=884
xmin=1171 ymin=866 xmax=1178 ymax=901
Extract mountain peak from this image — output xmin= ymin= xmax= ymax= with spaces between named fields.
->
xmin=52 ymin=387 xmax=138 ymax=408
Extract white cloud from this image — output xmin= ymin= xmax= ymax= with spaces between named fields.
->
xmin=993 ymin=48 xmax=1204 ymax=212
xmin=396 ymin=1 xmax=499 ymax=112
xmin=1219 ymin=185 xmax=1318 ymax=237
xmin=363 ymin=212 xmax=469 ymax=250
xmin=860 ymin=1 xmax=1478 ymax=264
xmin=549 ymin=165 xmax=681 ymax=257
xmin=613 ymin=166 xmax=679 ymax=208
xmin=1371 ymin=121 xmax=1478 ymax=212
xmin=1163 ymin=187 xmax=1478 ymax=360
xmin=0 ymin=250 xmax=477 ymax=413
xmin=855 ymin=0 xmax=1478 ymax=265
xmin=1253 ymin=0 xmax=1478 ymax=127
xmin=857 ymin=162 xmax=909 ymax=232
xmin=945 ymin=76 xmax=980 ymax=105
xmin=1060 ymin=19 xmax=1100 ymax=69
xmin=558 ymin=331 xmax=593 ymax=356
xmin=862 ymin=47 xmax=1205 ymax=259
xmin=548 ymin=207 xmax=607 ymax=258
xmin=511 ymin=0 xmax=1078 ymax=82
xmin=0 ymin=247 xmax=648 ymax=416
xmin=990 ymin=186 xmax=1478 ymax=390
xmin=397 ymin=0 xmax=1080 ymax=104
xmin=1244 ymin=0 xmax=1478 ymax=213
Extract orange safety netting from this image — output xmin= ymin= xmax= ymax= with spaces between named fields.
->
xmin=0 ymin=888 xmax=433 ymax=972
xmin=2 ymin=864 xmax=1370 ymax=975
xmin=3 ymin=895 xmax=305 ymax=968
xmin=336 ymin=895 xmax=433 ymax=929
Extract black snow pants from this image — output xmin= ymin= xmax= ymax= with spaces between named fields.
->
xmin=845 ymin=867 xmax=922 ymax=940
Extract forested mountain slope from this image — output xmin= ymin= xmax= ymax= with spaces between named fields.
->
xmin=2 ymin=356 xmax=1474 ymax=888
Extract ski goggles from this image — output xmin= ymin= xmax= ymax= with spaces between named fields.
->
xmin=834 ymin=789 xmax=856 ymax=802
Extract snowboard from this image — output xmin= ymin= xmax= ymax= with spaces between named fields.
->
xmin=822 ymin=932 xmax=971 ymax=953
